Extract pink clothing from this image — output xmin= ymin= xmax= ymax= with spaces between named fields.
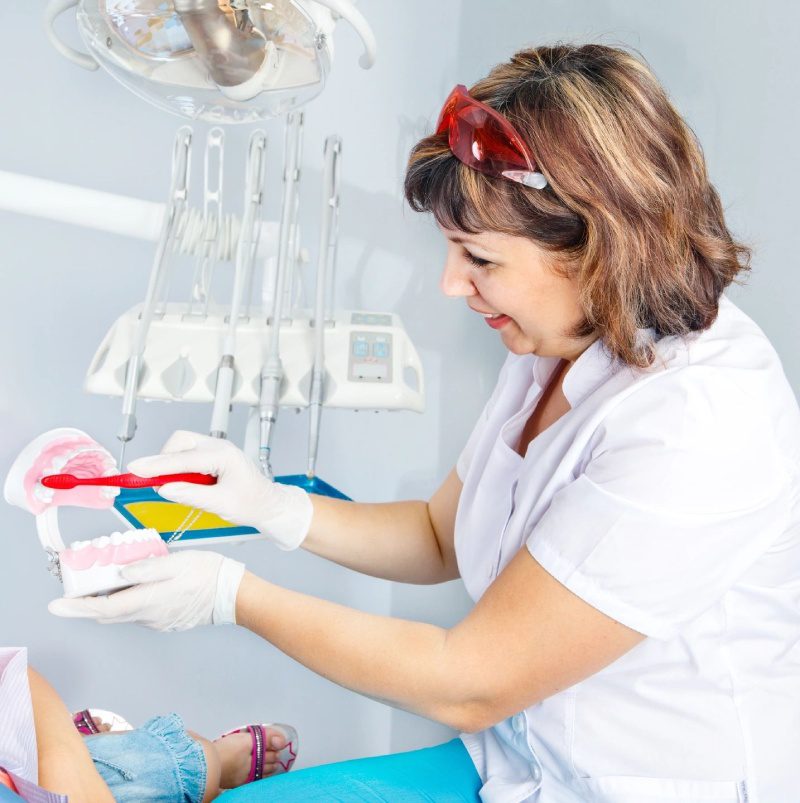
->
xmin=0 ymin=769 xmax=17 ymax=791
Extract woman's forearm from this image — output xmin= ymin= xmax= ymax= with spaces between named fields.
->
xmin=302 ymin=496 xmax=458 ymax=584
xmin=235 ymin=572 xmax=475 ymax=730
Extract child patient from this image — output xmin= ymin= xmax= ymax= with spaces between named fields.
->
xmin=0 ymin=647 xmax=297 ymax=803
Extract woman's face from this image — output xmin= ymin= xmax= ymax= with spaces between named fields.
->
xmin=439 ymin=226 xmax=593 ymax=361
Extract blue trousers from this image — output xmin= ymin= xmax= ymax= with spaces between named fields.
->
xmin=217 ymin=738 xmax=482 ymax=802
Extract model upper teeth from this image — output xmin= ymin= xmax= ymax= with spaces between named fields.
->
xmin=484 ymin=312 xmax=503 ymax=319
xmin=33 ymin=485 xmax=55 ymax=503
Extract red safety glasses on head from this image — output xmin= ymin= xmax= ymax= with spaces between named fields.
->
xmin=436 ymin=84 xmax=548 ymax=189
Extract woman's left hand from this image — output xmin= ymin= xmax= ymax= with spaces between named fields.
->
xmin=48 ymin=551 xmax=245 ymax=632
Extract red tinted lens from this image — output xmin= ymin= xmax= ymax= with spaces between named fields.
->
xmin=449 ymin=105 xmax=532 ymax=176
xmin=436 ymin=88 xmax=463 ymax=135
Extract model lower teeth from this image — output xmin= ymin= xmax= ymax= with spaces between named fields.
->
xmin=69 ymin=530 xmax=157 ymax=551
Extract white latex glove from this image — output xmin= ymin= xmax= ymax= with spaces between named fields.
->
xmin=48 ymin=551 xmax=245 ymax=632
xmin=128 ymin=431 xmax=314 ymax=551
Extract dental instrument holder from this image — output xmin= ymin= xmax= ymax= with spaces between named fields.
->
xmin=259 ymin=112 xmax=304 ymax=479
xmin=80 ymin=125 xmax=424 ymax=415
xmin=80 ymin=122 xmax=424 ymax=538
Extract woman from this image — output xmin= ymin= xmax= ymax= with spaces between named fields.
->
xmin=51 ymin=44 xmax=800 ymax=802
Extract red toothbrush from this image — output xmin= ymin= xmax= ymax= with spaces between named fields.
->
xmin=41 ymin=472 xmax=217 ymax=490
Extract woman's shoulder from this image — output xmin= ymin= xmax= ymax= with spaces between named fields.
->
xmin=672 ymin=295 xmax=785 ymax=371
xmin=590 ymin=298 xmax=799 ymax=493
xmin=647 ymin=297 xmax=798 ymax=434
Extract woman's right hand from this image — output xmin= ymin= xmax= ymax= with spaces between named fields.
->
xmin=127 ymin=431 xmax=314 ymax=551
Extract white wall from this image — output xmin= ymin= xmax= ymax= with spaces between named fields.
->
xmin=0 ymin=1 xmax=491 ymax=767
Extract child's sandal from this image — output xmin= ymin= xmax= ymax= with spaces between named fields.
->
xmin=72 ymin=708 xmax=134 ymax=735
xmin=220 ymin=723 xmax=299 ymax=781
xmin=72 ymin=709 xmax=100 ymax=735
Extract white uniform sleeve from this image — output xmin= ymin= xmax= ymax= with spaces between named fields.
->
xmin=456 ymin=356 xmax=514 ymax=481
xmin=526 ymin=367 xmax=794 ymax=639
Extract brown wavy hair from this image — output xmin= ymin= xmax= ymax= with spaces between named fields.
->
xmin=404 ymin=44 xmax=750 ymax=367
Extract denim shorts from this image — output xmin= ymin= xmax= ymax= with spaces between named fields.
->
xmin=86 ymin=713 xmax=206 ymax=803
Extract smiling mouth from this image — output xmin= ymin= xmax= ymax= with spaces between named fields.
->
xmin=484 ymin=313 xmax=512 ymax=330
xmin=469 ymin=305 xmax=511 ymax=328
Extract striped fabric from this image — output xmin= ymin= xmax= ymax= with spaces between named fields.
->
xmin=0 ymin=649 xmax=37 ymax=785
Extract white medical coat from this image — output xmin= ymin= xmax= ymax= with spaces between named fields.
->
xmin=455 ymin=297 xmax=800 ymax=803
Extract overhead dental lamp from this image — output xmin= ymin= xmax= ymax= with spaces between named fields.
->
xmin=45 ymin=0 xmax=377 ymax=122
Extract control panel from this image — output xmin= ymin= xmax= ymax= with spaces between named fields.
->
xmin=348 ymin=330 xmax=393 ymax=383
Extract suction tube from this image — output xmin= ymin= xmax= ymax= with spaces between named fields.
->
xmin=307 ymin=136 xmax=342 ymax=478
xmin=209 ymin=130 xmax=268 ymax=439
xmin=258 ymin=112 xmax=304 ymax=478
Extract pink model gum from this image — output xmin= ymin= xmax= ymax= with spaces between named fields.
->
xmin=59 ymin=529 xmax=169 ymax=598
xmin=60 ymin=535 xmax=168 ymax=571
xmin=23 ymin=435 xmax=117 ymax=515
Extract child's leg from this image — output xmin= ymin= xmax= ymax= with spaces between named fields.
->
xmin=193 ymin=727 xmax=293 ymax=799
xmin=84 ymin=718 xmax=293 ymax=803
xmin=190 ymin=733 xmax=221 ymax=802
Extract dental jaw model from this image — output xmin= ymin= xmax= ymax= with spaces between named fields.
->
xmin=59 ymin=529 xmax=166 ymax=598
xmin=4 ymin=428 xmax=167 ymax=598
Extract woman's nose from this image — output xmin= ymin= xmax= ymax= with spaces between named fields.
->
xmin=440 ymin=254 xmax=476 ymax=298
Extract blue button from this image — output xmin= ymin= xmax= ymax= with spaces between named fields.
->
xmin=352 ymin=341 xmax=369 ymax=357
xmin=372 ymin=343 xmax=388 ymax=358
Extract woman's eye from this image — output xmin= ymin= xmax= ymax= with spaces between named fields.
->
xmin=464 ymin=250 xmax=491 ymax=268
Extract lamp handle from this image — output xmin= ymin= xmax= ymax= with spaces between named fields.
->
xmin=309 ymin=0 xmax=377 ymax=69
xmin=44 ymin=0 xmax=99 ymax=71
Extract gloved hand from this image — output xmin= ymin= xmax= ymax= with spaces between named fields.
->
xmin=128 ymin=431 xmax=314 ymax=551
xmin=48 ymin=551 xmax=245 ymax=632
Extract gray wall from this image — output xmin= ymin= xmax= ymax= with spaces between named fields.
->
xmin=1 ymin=0 xmax=796 ymax=771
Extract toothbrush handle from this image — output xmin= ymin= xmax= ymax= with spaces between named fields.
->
xmin=116 ymin=472 xmax=218 ymax=488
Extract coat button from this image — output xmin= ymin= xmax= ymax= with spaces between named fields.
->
xmin=512 ymin=713 xmax=526 ymax=734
